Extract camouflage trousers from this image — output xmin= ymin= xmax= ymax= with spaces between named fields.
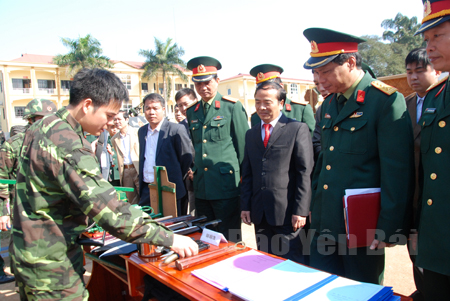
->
xmin=18 ymin=277 xmax=88 ymax=301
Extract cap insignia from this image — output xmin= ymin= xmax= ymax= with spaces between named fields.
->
xmin=311 ymin=41 xmax=319 ymax=53
xmin=48 ymin=106 xmax=53 ymax=111
xmin=197 ymin=64 xmax=206 ymax=73
xmin=424 ymin=0 xmax=432 ymax=18
xmin=257 ymin=72 xmax=265 ymax=81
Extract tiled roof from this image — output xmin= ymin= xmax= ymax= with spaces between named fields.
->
xmin=11 ymin=54 xmax=55 ymax=64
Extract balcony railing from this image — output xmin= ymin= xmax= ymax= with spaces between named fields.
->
xmin=12 ymin=88 xmax=31 ymax=94
xmin=38 ymin=88 xmax=55 ymax=94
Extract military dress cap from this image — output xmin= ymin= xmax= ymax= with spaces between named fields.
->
xmin=303 ymin=28 xmax=366 ymax=69
xmin=415 ymin=0 xmax=450 ymax=35
xmin=187 ymin=56 xmax=222 ymax=82
xmin=23 ymin=98 xmax=57 ymax=119
xmin=249 ymin=64 xmax=284 ymax=85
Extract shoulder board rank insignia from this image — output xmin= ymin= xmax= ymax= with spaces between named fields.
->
xmin=194 ymin=103 xmax=200 ymax=112
xmin=186 ymin=99 xmax=199 ymax=110
xmin=215 ymin=100 xmax=220 ymax=109
xmin=285 ymin=104 xmax=292 ymax=111
xmin=222 ymin=95 xmax=238 ymax=103
xmin=356 ymin=90 xmax=365 ymax=103
xmin=426 ymin=75 xmax=448 ymax=93
xmin=290 ymin=99 xmax=308 ymax=106
xmin=371 ymin=81 xmax=397 ymax=95
xmin=324 ymin=113 xmax=331 ymax=119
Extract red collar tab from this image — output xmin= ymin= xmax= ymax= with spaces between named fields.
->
xmin=356 ymin=90 xmax=365 ymax=103
xmin=192 ymin=65 xmax=218 ymax=76
xmin=436 ymin=84 xmax=446 ymax=97
xmin=194 ymin=103 xmax=200 ymax=112
xmin=285 ymin=103 xmax=292 ymax=111
xmin=215 ymin=100 xmax=220 ymax=109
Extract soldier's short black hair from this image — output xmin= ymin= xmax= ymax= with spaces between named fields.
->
xmin=175 ymin=88 xmax=197 ymax=102
xmin=255 ymin=81 xmax=286 ymax=102
xmin=118 ymin=110 xmax=129 ymax=119
xmin=69 ymin=68 xmax=129 ymax=108
xmin=143 ymin=93 xmax=166 ymax=108
xmin=332 ymin=52 xmax=362 ymax=68
xmin=405 ymin=48 xmax=432 ymax=69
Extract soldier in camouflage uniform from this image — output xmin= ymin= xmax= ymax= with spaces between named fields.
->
xmin=0 ymin=99 xmax=57 ymax=284
xmin=11 ymin=68 xmax=198 ymax=300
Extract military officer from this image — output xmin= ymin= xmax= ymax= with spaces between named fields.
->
xmin=249 ymin=64 xmax=315 ymax=133
xmin=11 ymin=69 xmax=198 ymax=300
xmin=185 ymin=56 xmax=249 ymax=240
xmin=305 ymin=28 xmax=414 ymax=284
xmin=413 ymin=1 xmax=450 ymax=299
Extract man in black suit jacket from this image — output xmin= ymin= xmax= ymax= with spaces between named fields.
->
xmin=241 ymin=81 xmax=313 ymax=263
xmin=138 ymin=93 xmax=193 ymax=215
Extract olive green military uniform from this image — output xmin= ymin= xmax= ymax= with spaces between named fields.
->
xmin=416 ymin=76 xmax=450 ymax=276
xmin=251 ymin=98 xmax=315 ymax=133
xmin=186 ymin=93 xmax=249 ymax=240
xmin=310 ymin=71 xmax=414 ymax=284
xmin=12 ymin=107 xmax=174 ymax=300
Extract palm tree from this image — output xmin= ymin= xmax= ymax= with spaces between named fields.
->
xmin=53 ymin=34 xmax=113 ymax=77
xmin=139 ymin=38 xmax=188 ymax=105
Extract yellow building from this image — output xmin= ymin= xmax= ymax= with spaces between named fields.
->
xmin=0 ymin=54 xmax=194 ymax=133
xmin=218 ymin=73 xmax=316 ymax=115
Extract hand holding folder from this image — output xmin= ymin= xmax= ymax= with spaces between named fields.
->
xmin=343 ymin=188 xmax=381 ymax=249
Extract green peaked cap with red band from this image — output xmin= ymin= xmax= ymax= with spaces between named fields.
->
xmin=249 ymin=64 xmax=284 ymax=85
xmin=303 ymin=27 xmax=366 ymax=70
xmin=415 ymin=0 xmax=450 ymax=35
xmin=187 ymin=56 xmax=222 ymax=82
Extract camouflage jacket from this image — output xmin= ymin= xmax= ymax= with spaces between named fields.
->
xmin=0 ymin=129 xmax=28 ymax=216
xmin=12 ymin=107 xmax=173 ymax=291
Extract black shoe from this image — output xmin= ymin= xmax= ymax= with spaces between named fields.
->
xmin=0 ymin=274 xmax=15 ymax=284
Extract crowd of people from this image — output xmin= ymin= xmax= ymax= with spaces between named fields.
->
xmin=0 ymin=1 xmax=449 ymax=300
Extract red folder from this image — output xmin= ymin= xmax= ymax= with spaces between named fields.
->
xmin=343 ymin=192 xmax=381 ymax=249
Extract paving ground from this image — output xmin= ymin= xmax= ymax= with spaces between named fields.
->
xmin=0 ymin=223 xmax=416 ymax=300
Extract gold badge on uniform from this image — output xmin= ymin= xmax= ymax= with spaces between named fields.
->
xmin=311 ymin=41 xmax=319 ymax=53
xmin=423 ymin=0 xmax=431 ymax=18
xmin=257 ymin=72 xmax=265 ymax=82
xmin=349 ymin=112 xmax=363 ymax=118
xmin=197 ymin=64 xmax=206 ymax=73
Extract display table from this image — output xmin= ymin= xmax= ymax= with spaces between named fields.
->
xmin=85 ymin=233 xmax=411 ymax=301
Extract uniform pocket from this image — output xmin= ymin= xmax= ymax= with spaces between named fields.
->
xmin=319 ymin=118 xmax=332 ymax=149
xmin=339 ymin=119 xmax=368 ymax=154
xmin=210 ymin=118 xmax=229 ymax=141
xmin=190 ymin=123 xmax=202 ymax=144
xmin=420 ymin=112 xmax=437 ymax=154
xmin=219 ymin=164 xmax=238 ymax=191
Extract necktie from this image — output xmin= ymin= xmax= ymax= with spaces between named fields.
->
xmin=263 ymin=124 xmax=271 ymax=148
xmin=204 ymin=102 xmax=210 ymax=116
xmin=337 ymin=95 xmax=346 ymax=113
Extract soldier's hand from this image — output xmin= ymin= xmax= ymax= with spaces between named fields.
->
xmin=0 ymin=215 xmax=11 ymax=231
xmin=292 ymin=215 xmax=306 ymax=231
xmin=106 ymin=144 xmax=114 ymax=155
xmin=369 ymin=239 xmax=394 ymax=250
xmin=241 ymin=211 xmax=252 ymax=225
xmin=171 ymin=234 xmax=199 ymax=258
xmin=188 ymin=169 xmax=194 ymax=181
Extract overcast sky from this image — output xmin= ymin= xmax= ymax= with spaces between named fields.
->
xmin=0 ymin=0 xmax=424 ymax=80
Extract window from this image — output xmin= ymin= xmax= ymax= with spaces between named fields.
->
xmin=159 ymin=83 xmax=164 ymax=94
xmin=290 ymin=84 xmax=298 ymax=96
xmin=12 ymin=79 xmax=31 ymax=93
xmin=61 ymin=80 xmax=72 ymax=90
xmin=175 ymin=83 xmax=183 ymax=91
xmin=190 ymin=84 xmax=194 ymax=90
xmin=121 ymin=103 xmax=133 ymax=112
xmin=228 ymin=89 xmax=231 ymax=95
xmin=141 ymin=83 xmax=148 ymax=92
xmin=15 ymin=106 xmax=26 ymax=118
xmin=184 ymin=84 xmax=187 ymax=88
xmin=118 ymin=74 xmax=131 ymax=90
xmin=38 ymin=79 xmax=56 ymax=94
